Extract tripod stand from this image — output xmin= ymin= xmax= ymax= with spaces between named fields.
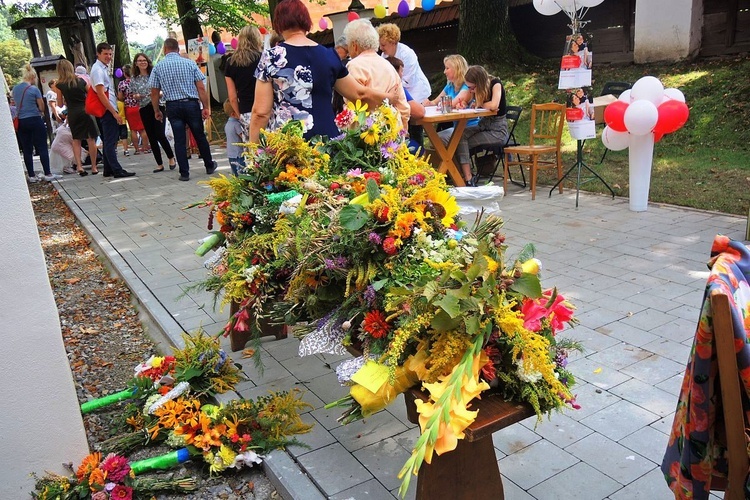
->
xmin=549 ymin=139 xmax=614 ymax=207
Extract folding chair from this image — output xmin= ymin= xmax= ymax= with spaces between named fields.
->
xmin=469 ymin=106 xmax=525 ymax=186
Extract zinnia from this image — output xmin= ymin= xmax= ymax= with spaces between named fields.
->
xmin=110 ymin=484 xmax=133 ymax=500
xmin=363 ymin=310 xmax=391 ymax=339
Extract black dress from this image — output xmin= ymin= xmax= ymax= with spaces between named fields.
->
xmin=57 ymin=78 xmax=99 ymax=140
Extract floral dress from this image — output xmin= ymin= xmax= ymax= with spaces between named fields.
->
xmin=661 ymin=235 xmax=750 ymax=498
xmin=255 ymin=43 xmax=347 ymax=139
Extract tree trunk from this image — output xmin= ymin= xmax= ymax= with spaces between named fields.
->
xmin=50 ymin=0 xmax=87 ymax=65
xmin=175 ymin=0 xmax=203 ymax=41
xmin=99 ymin=0 xmax=130 ymax=70
xmin=457 ymin=0 xmax=528 ymax=66
xmin=268 ymin=0 xmax=279 ymax=22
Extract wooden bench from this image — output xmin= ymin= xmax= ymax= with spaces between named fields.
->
xmin=404 ymin=387 xmax=536 ymax=500
xmin=228 ymin=301 xmax=288 ymax=352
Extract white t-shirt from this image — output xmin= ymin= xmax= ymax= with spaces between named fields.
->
xmin=392 ymin=43 xmax=431 ymax=103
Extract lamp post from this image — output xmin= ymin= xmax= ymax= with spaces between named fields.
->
xmin=327 ymin=0 xmax=374 ymax=47
xmin=74 ymin=0 xmax=100 ymax=67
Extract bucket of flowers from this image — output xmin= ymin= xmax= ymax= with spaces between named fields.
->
xmin=198 ymin=101 xmax=581 ymax=496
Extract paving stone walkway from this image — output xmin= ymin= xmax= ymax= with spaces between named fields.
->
xmin=48 ymin=147 xmax=744 ymax=499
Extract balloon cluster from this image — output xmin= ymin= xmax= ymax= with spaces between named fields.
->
xmin=602 ymin=76 xmax=689 ymax=151
xmin=533 ymin=0 xmax=604 ymax=16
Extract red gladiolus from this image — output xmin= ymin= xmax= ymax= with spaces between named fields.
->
xmin=234 ymin=308 xmax=251 ymax=332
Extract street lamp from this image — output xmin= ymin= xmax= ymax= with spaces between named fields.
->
xmin=74 ymin=0 xmax=99 ymax=66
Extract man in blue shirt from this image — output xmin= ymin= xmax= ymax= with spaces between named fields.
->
xmin=149 ymin=38 xmax=218 ymax=182
xmin=91 ymin=42 xmax=135 ymax=178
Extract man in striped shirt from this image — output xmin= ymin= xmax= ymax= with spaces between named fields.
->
xmin=149 ymin=38 xmax=218 ymax=182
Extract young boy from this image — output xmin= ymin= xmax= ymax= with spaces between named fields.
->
xmin=223 ymin=99 xmax=245 ymax=176
xmin=117 ymin=100 xmax=130 ymax=156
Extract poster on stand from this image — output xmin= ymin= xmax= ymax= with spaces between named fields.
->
xmin=187 ymin=37 xmax=209 ymax=65
xmin=566 ymin=88 xmax=596 ymax=139
xmin=558 ymin=33 xmax=592 ymax=89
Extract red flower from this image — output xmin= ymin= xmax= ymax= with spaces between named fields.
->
xmin=382 ymin=237 xmax=398 ymax=255
xmin=363 ymin=171 xmax=381 ymax=184
xmin=375 ymin=206 xmax=390 ymax=223
xmin=363 ymin=310 xmax=391 ymax=339
xmin=110 ymin=485 xmax=133 ymax=500
xmin=234 ymin=308 xmax=250 ymax=333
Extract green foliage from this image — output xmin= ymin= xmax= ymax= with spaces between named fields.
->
xmin=146 ymin=0 xmax=268 ymax=34
xmin=0 ymin=38 xmax=31 ymax=86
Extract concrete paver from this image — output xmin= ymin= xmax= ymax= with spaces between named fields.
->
xmin=47 ymin=148 xmax=747 ymax=499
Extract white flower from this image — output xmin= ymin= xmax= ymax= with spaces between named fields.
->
xmin=516 ymin=359 xmax=543 ymax=383
xmin=233 ymin=450 xmax=263 ymax=469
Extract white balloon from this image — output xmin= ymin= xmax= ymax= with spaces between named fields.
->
xmin=601 ymin=126 xmax=630 ymax=151
xmin=618 ymin=89 xmax=632 ymax=103
xmin=533 ymin=0 xmax=561 ymax=16
xmin=579 ymin=0 xmax=605 ymax=6
xmin=631 ymin=76 xmax=664 ymax=105
xmin=663 ymin=88 xmax=686 ymax=102
xmin=624 ymin=100 xmax=658 ymax=136
xmin=556 ymin=0 xmax=578 ymax=11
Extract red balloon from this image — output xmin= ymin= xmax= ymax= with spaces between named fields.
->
xmin=259 ymin=27 xmax=268 ymax=35
xmin=347 ymin=11 xmax=360 ymax=21
xmin=654 ymin=131 xmax=664 ymax=143
xmin=654 ymin=100 xmax=689 ymax=135
xmin=604 ymin=101 xmax=628 ymax=132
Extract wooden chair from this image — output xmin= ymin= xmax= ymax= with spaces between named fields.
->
xmin=503 ymin=103 xmax=565 ymax=200
xmin=710 ymin=290 xmax=750 ymax=500
xmin=468 ymin=105 xmax=525 ymax=187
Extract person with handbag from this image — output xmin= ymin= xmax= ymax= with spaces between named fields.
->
xmin=89 ymin=42 xmax=135 ymax=178
xmin=12 ymin=63 xmax=59 ymax=183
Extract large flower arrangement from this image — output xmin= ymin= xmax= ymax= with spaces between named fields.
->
xmin=198 ymin=101 xmax=580 ymax=496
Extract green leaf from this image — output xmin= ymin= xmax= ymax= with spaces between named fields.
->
xmin=452 ymin=283 xmax=472 ymax=299
xmin=422 ymin=281 xmax=440 ymax=300
xmin=176 ymin=366 xmax=203 ymax=381
xmin=510 ymin=274 xmax=543 ymax=298
xmin=434 ymin=294 xmax=461 ymax=318
xmin=450 ymin=270 xmax=467 ymax=282
xmin=339 ymin=205 xmax=369 ymax=231
xmin=371 ymin=278 xmax=389 ymax=291
xmin=466 ymin=263 xmax=482 ymax=281
xmin=465 ymin=315 xmax=480 ymax=336
xmin=431 ymin=310 xmax=462 ymax=331
xmin=516 ymin=243 xmax=536 ymax=264
xmin=366 ymin=178 xmax=381 ymax=202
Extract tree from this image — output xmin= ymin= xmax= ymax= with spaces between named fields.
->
xmin=0 ymin=38 xmax=32 ymax=87
xmin=152 ymin=0 xmax=267 ymax=40
xmin=99 ymin=0 xmax=130 ymax=71
xmin=457 ymin=0 xmax=529 ymax=66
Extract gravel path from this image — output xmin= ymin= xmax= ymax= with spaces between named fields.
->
xmin=30 ymin=181 xmax=278 ymax=500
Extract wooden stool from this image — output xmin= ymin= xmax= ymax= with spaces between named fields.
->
xmin=404 ymin=388 xmax=535 ymax=500
xmin=228 ymin=301 xmax=288 ymax=352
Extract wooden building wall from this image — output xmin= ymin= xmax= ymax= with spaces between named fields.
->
xmin=700 ymin=0 xmax=750 ymax=57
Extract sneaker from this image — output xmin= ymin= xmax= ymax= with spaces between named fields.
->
xmin=206 ymin=161 xmax=218 ymax=175
xmin=179 ymin=175 xmax=190 ymax=181
xmin=28 ymin=175 xmax=41 ymax=183
xmin=63 ymin=166 xmax=76 ymax=174
xmin=124 ymin=150 xmax=130 ymax=156
xmin=44 ymin=173 xmax=63 ymax=181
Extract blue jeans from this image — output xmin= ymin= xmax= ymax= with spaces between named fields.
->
xmin=17 ymin=116 xmax=51 ymax=177
xmin=228 ymin=156 xmax=245 ymax=176
xmin=165 ymin=99 xmax=213 ymax=177
xmin=97 ymin=113 xmax=126 ymax=176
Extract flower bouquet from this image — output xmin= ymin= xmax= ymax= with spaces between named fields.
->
xmin=198 ymin=101 xmax=581 ymax=496
xmin=80 ymin=331 xmax=244 ymax=414
xmin=32 ymin=451 xmax=198 ymax=500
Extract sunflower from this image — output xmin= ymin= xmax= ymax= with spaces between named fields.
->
xmin=347 ymin=99 xmax=368 ymax=114
xmin=360 ymin=123 xmax=381 ymax=146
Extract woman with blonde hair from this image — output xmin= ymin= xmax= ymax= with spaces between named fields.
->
xmin=225 ymin=25 xmax=263 ymax=134
xmin=55 ymin=58 xmax=99 ymax=175
xmin=423 ymin=54 xmax=471 ymax=109
xmin=13 ymin=63 xmax=58 ymax=182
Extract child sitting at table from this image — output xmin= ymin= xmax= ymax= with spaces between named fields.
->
xmin=437 ymin=65 xmax=508 ymax=186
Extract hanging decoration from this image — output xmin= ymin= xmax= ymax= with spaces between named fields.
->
xmin=397 ymin=0 xmax=410 ymax=17
xmin=422 ymin=0 xmax=436 ymax=11
xmin=347 ymin=11 xmax=360 ymax=21
xmin=319 ymin=17 xmax=329 ymax=30
xmin=374 ymin=4 xmax=387 ymax=18
xmin=231 ymin=38 xmax=239 ymax=49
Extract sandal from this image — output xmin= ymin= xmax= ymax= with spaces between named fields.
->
xmin=169 ymin=160 xmax=176 ymax=170
xmin=153 ymin=166 xmax=165 ymax=173
xmin=91 ymin=168 xmax=99 ymax=175
xmin=78 ymin=170 xmax=89 ymax=177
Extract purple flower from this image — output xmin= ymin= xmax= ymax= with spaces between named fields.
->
xmin=364 ymin=285 xmax=376 ymax=305
xmin=380 ymin=141 xmax=398 ymax=159
xmin=335 ymin=256 xmax=349 ymax=268
xmin=368 ymin=232 xmax=382 ymax=245
xmin=324 ymin=258 xmax=336 ymax=269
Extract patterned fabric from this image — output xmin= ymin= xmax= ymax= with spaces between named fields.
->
xmin=130 ymin=74 xmax=159 ymax=108
xmin=255 ymin=43 xmax=347 ymax=139
xmin=662 ymin=235 xmax=750 ymax=499
xmin=149 ymin=52 xmax=205 ymax=101
xmin=117 ymin=79 xmax=139 ymax=108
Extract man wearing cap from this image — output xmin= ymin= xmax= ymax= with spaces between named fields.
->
xmin=149 ymin=37 xmax=218 ymax=182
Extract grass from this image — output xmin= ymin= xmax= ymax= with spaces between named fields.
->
xmin=487 ymin=54 xmax=750 ymax=215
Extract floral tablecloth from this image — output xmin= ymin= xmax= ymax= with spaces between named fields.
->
xmin=662 ymin=235 xmax=750 ymax=499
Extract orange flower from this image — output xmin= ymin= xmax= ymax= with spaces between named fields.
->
xmin=88 ymin=467 xmax=107 ymax=490
xmin=76 ymin=452 xmax=101 ymax=481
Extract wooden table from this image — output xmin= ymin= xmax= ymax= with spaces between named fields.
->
xmin=416 ymin=107 xmax=495 ymax=187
